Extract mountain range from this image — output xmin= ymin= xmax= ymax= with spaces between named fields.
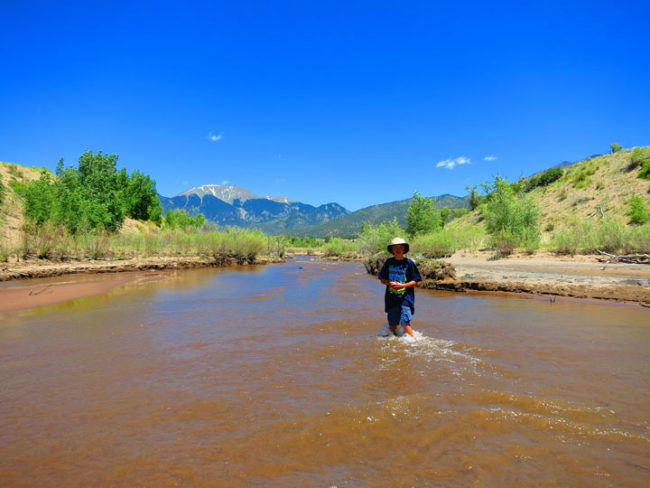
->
xmin=159 ymin=184 xmax=469 ymax=236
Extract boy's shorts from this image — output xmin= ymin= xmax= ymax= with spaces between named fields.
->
xmin=387 ymin=304 xmax=412 ymax=326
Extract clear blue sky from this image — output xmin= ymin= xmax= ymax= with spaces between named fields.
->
xmin=1 ymin=1 xmax=648 ymax=211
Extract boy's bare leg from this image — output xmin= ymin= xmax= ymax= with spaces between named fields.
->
xmin=389 ymin=325 xmax=398 ymax=336
xmin=402 ymin=324 xmax=414 ymax=337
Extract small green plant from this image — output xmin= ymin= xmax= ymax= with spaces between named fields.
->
xmin=610 ymin=142 xmax=622 ymax=153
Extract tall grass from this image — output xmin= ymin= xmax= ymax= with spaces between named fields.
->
xmin=411 ymin=226 xmax=487 ymax=257
xmin=16 ymin=225 xmax=284 ymax=263
xmin=552 ymin=218 xmax=650 ymax=254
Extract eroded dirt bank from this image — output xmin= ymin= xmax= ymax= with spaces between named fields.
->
xmin=367 ymin=251 xmax=650 ymax=306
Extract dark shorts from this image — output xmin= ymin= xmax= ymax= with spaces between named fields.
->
xmin=387 ymin=304 xmax=412 ymax=326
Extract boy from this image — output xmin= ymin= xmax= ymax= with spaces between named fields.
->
xmin=378 ymin=237 xmax=422 ymax=337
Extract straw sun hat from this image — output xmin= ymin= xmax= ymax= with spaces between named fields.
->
xmin=387 ymin=237 xmax=409 ymax=254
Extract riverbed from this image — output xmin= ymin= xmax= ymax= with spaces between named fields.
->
xmin=1 ymin=257 xmax=648 ymax=487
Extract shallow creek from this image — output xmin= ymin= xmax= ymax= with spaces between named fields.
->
xmin=1 ymin=257 xmax=648 ymax=487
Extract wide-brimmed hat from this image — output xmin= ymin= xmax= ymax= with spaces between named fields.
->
xmin=387 ymin=237 xmax=409 ymax=254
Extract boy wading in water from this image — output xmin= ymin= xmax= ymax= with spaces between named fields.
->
xmin=378 ymin=237 xmax=422 ymax=337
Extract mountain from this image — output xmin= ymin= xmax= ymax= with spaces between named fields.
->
xmin=295 ymin=194 xmax=471 ymax=238
xmin=159 ymin=184 xmax=349 ymax=233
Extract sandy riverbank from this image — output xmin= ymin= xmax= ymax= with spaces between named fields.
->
xmin=436 ymin=250 xmax=650 ymax=305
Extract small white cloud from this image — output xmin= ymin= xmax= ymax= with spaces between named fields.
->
xmin=484 ymin=156 xmax=498 ymax=161
xmin=436 ymin=157 xmax=471 ymax=170
xmin=221 ymin=180 xmax=230 ymax=185
xmin=208 ymin=132 xmax=223 ymax=142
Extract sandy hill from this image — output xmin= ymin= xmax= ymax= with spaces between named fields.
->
xmin=0 ymin=161 xmax=47 ymax=248
xmin=529 ymin=148 xmax=649 ymax=235
xmin=451 ymin=147 xmax=649 ymax=243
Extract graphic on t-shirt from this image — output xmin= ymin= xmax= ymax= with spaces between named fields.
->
xmin=387 ymin=262 xmax=407 ymax=295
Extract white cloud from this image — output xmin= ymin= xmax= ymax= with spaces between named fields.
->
xmin=208 ymin=132 xmax=223 ymax=142
xmin=484 ymin=156 xmax=498 ymax=161
xmin=436 ymin=156 xmax=471 ymax=170
xmin=221 ymin=180 xmax=230 ymax=185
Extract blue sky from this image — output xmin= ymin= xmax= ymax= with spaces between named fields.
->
xmin=1 ymin=1 xmax=648 ymax=211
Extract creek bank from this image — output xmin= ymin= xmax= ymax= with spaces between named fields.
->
xmin=364 ymin=252 xmax=650 ymax=306
xmin=0 ymin=255 xmax=283 ymax=282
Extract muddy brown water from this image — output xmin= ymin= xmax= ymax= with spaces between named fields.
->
xmin=1 ymin=257 xmax=648 ymax=487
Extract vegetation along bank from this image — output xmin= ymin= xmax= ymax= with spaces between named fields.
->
xmin=1 ymin=145 xmax=649 ymax=305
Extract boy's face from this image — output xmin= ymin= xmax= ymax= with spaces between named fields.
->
xmin=391 ymin=244 xmax=406 ymax=257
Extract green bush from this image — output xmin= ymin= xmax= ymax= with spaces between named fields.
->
xmin=626 ymin=194 xmax=648 ymax=225
xmin=630 ymin=147 xmax=650 ymax=179
xmin=322 ymin=237 xmax=357 ymax=257
xmin=524 ymin=167 xmax=564 ymax=192
xmin=163 ymin=209 xmax=207 ymax=230
xmin=357 ymin=218 xmax=404 ymax=255
xmin=481 ymin=176 xmax=540 ymax=248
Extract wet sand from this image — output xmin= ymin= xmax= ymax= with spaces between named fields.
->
xmin=0 ymin=273 xmax=160 ymax=314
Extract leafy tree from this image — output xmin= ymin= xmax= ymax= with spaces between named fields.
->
xmin=22 ymin=170 xmax=57 ymax=225
xmin=22 ymin=151 xmax=163 ymax=233
xmin=439 ymin=206 xmax=450 ymax=226
xmin=406 ymin=190 xmax=441 ymax=237
xmin=482 ymin=176 xmax=540 ymax=248
xmin=124 ymin=170 xmax=162 ymax=223
xmin=610 ymin=142 xmax=622 ymax=153
xmin=466 ymin=185 xmax=482 ymax=210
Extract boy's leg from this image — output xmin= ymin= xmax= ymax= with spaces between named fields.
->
xmin=387 ymin=307 xmax=400 ymax=336
xmin=401 ymin=305 xmax=414 ymax=337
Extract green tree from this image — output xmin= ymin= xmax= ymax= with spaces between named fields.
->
xmin=465 ymin=185 xmax=482 ymax=210
xmin=610 ymin=142 xmax=622 ymax=153
xmin=439 ymin=206 xmax=450 ymax=226
xmin=124 ymin=170 xmax=162 ymax=223
xmin=22 ymin=170 xmax=57 ymax=225
xmin=22 ymin=151 xmax=162 ymax=234
xmin=406 ymin=190 xmax=441 ymax=237
xmin=482 ymin=176 xmax=540 ymax=248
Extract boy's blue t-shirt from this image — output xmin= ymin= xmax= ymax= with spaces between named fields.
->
xmin=378 ymin=257 xmax=422 ymax=313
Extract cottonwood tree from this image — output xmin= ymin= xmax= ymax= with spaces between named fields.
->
xmin=406 ymin=190 xmax=441 ymax=237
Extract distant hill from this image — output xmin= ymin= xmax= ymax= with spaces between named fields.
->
xmin=159 ymin=184 xmax=349 ymax=234
xmin=295 ymin=194 xmax=471 ymax=238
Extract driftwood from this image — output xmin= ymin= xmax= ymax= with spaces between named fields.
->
xmin=596 ymin=250 xmax=650 ymax=265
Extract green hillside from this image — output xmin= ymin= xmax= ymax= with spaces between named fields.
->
xmin=295 ymin=194 xmax=470 ymax=238
xmin=446 ymin=146 xmax=650 ymax=250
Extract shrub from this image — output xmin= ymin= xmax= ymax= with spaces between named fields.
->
xmin=322 ymin=237 xmax=357 ymax=257
xmin=524 ymin=167 xmax=563 ymax=192
xmin=626 ymin=194 xmax=648 ymax=225
xmin=481 ymin=176 xmax=540 ymax=248
xmin=357 ymin=218 xmax=404 ymax=255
